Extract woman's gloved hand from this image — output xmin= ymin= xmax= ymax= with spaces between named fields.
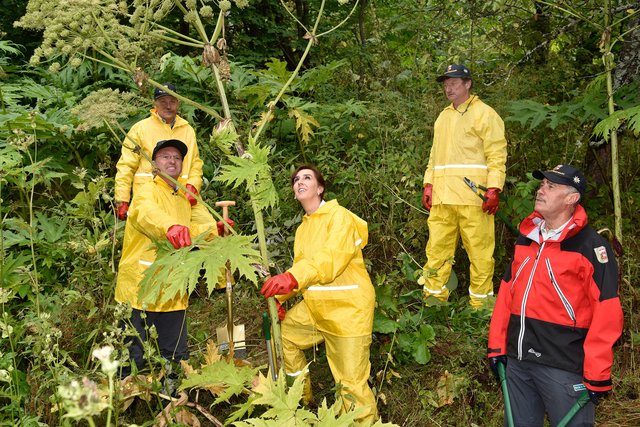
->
xmin=260 ymin=272 xmax=298 ymax=298
xmin=217 ymin=218 xmax=235 ymax=236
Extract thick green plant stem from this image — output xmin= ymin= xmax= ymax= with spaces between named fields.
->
xmin=603 ymin=1 xmax=622 ymax=244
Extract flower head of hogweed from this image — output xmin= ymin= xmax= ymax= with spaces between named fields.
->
xmin=58 ymin=377 xmax=107 ymax=419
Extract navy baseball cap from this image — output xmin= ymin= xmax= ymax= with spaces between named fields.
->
xmin=436 ymin=64 xmax=472 ymax=82
xmin=153 ymin=83 xmax=177 ymax=100
xmin=533 ymin=164 xmax=587 ymax=194
xmin=152 ymin=139 xmax=188 ymax=160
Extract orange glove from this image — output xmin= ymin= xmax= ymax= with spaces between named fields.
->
xmin=482 ymin=188 xmax=500 ymax=215
xmin=422 ymin=184 xmax=433 ymax=211
xmin=217 ymin=218 xmax=235 ymax=236
xmin=260 ymin=272 xmax=298 ymax=298
xmin=116 ymin=202 xmax=129 ymax=221
xmin=276 ymin=301 xmax=286 ymax=321
xmin=184 ymin=183 xmax=198 ymax=207
xmin=166 ymin=225 xmax=191 ymax=249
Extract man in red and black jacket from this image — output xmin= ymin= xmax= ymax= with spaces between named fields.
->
xmin=487 ymin=164 xmax=623 ymax=426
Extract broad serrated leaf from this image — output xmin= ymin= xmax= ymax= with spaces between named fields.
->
xmin=138 ymin=234 xmax=261 ymax=307
xmin=289 ymin=108 xmax=320 ymax=145
xmin=179 ymin=359 xmax=258 ymax=404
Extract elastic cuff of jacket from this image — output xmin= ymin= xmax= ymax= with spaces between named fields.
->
xmin=487 ymin=347 xmax=503 ymax=355
xmin=584 ymin=377 xmax=612 ymax=388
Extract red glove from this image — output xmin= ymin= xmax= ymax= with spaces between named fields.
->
xmin=184 ymin=183 xmax=198 ymax=207
xmin=482 ymin=188 xmax=500 ymax=215
xmin=276 ymin=301 xmax=286 ymax=321
xmin=422 ymin=184 xmax=433 ymax=211
xmin=166 ymin=225 xmax=192 ymax=249
xmin=217 ymin=218 xmax=235 ymax=236
xmin=260 ymin=272 xmax=298 ymax=298
xmin=116 ymin=202 xmax=129 ymax=221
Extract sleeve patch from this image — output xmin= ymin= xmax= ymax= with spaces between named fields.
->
xmin=594 ymin=246 xmax=609 ymax=263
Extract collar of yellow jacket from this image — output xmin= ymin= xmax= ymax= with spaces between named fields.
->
xmin=445 ymin=94 xmax=479 ymax=111
xmin=153 ymin=175 xmax=186 ymax=192
xmin=150 ymin=108 xmax=187 ymax=127
xmin=303 ymin=199 xmax=369 ymax=248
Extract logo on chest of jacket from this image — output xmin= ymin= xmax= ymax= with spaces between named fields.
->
xmin=594 ymin=246 xmax=609 ymax=263
xmin=528 ymin=348 xmax=542 ymax=358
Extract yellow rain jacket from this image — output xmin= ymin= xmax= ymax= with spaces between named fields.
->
xmin=286 ymin=199 xmax=375 ymax=337
xmin=423 ymin=96 xmax=507 ymax=204
xmin=115 ymin=177 xmax=216 ymax=312
xmin=114 ymin=110 xmax=203 ymax=203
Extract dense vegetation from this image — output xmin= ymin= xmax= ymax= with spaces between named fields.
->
xmin=1 ymin=0 xmax=639 ymax=425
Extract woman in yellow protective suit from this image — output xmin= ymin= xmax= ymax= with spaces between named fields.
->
xmin=260 ymin=165 xmax=378 ymax=424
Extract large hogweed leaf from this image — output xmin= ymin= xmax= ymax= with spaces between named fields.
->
xmin=216 ymin=140 xmax=278 ymax=211
xmin=180 ymin=359 xmax=258 ymax=405
xmin=138 ymin=233 xmax=261 ymax=306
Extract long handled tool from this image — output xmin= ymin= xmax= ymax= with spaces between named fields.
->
xmin=215 ymin=201 xmax=246 ymax=359
xmin=262 ymin=312 xmax=277 ymax=380
xmin=557 ymin=391 xmax=590 ymax=427
xmin=463 ymin=177 xmax=519 ymax=236
xmin=497 ymin=362 xmax=515 ymax=427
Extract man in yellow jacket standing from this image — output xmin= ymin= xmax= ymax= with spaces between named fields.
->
xmin=115 ymin=139 xmax=216 ymax=377
xmin=114 ymin=83 xmax=204 ymax=221
xmin=421 ymin=64 xmax=507 ymax=308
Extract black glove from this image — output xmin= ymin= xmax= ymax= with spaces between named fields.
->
xmin=588 ymin=390 xmax=608 ymax=405
xmin=489 ymin=355 xmax=508 ymax=383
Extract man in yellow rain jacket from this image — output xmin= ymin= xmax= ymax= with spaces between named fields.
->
xmin=261 ymin=165 xmax=378 ymax=424
xmin=421 ymin=64 xmax=507 ymax=308
xmin=114 ymin=83 xmax=204 ymax=221
xmin=115 ymin=139 xmax=216 ymax=377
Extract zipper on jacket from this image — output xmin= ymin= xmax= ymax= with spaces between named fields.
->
xmin=517 ymin=242 xmax=545 ymax=360
xmin=510 ymin=256 xmax=531 ymax=292
xmin=545 ymin=258 xmax=577 ymax=326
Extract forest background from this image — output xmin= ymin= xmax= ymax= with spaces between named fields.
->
xmin=1 ymin=0 xmax=639 ymax=426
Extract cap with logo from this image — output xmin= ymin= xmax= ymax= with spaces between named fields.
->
xmin=532 ymin=164 xmax=586 ymax=194
xmin=152 ymin=139 xmax=188 ymax=160
xmin=153 ymin=83 xmax=177 ymax=100
xmin=436 ymin=64 xmax=472 ymax=82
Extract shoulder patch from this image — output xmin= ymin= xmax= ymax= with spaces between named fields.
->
xmin=594 ymin=246 xmax=609 ymax=263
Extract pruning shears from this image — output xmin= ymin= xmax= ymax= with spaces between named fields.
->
xmin=463 ymin=177 xmax=519 ymax=236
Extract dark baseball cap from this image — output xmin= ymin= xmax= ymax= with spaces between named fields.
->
xmin=436 ymin=64 xmax=472 ymax=82
xmin=533 ymin=164 xmax=587 ymax=194
xmin=153 ymin=83 xmax=177 ymax=100
xmin=152 ymin=139 xmax=188 ymax=160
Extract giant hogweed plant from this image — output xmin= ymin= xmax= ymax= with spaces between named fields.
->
xmin=17 ymin=0 xmax=366 ymax=421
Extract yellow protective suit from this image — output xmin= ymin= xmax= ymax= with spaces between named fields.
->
xmin=279 ymin=199 xmax=377 ymax=423
xmin=115 ymin=177 xmax=216 ymax=312
xmin=114 ymin=110 xmax=203 ymax=204
xmin=422 ymin=96 xmax=507 ymax=307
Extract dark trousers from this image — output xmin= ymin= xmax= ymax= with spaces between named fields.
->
xmin=121 ymin=309 xmax=188 ymax=377
xmin=506 ymin=358 xmax=595 ymax=427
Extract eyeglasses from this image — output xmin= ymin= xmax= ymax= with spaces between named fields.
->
xmin=156 ymin=154 xmax=182 ymax=161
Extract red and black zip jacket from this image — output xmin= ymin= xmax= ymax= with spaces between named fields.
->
xmin=488 ymin=205 xmax=623 ymax=392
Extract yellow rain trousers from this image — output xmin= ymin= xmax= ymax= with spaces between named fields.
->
xmin=422 ymin=96 xmax=507 ymax=308
xmin=114 ymin=109 xmax=203 ymax=204
xmin=278 ymin=200 xmax=378 ymax=423
xmin=115 ymin=177 xmax=216 ymax=312
xmin=423 ymin=204 xmax=495 ymax=307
